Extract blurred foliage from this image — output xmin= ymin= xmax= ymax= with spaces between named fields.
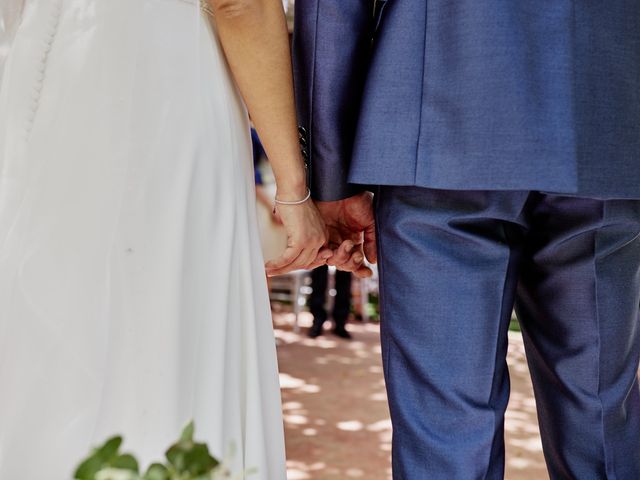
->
xmin=509 ymin=312 xmax=521 ymax=332
xmin=365 ymin=292 xmax=380 ymax=322
xmin=74 ymin=422 xmax=252 ymax=480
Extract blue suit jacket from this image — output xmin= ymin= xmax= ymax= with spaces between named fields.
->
xmin=293 ymin=0 xmax=640 ymax=201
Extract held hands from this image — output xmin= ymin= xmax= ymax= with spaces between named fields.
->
xmin=265 ymin=194 xmax=332 ymax=277
xmin=316 ymin=192 xmax=377 ymax=278
xmin=265 ymin=191 xmax=377 ymax=277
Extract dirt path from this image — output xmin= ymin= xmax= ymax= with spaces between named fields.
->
xmin=275 ymin=312 xmax=549 ymax=480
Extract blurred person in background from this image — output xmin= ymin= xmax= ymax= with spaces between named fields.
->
xmin=252 ymin=127 xmax=282 ymax=226
xmin=308 ymin=266 xmax=352 ymax=339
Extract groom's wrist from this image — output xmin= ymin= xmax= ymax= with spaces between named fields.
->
xmin=310 ymin=181 xmax=365 ymax=203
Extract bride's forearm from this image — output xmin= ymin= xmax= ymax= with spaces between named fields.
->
xmin=209 ymin=0 xmax=307 ymax=199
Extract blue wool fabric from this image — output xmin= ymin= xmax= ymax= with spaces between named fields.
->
xmin=293 ymin=0 xmax=640 ymax=201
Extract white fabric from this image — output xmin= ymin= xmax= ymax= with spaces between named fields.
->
xmin=0 ymin=1 xmax=286 ymax=479
xmin=0 ymin=0 xmax=25 ymax=81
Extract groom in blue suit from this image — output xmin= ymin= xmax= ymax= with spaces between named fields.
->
xmin=293 ymin=1 xmax=640 ymax=478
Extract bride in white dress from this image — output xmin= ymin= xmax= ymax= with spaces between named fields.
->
xmin=0 ymin=0 xmax=328 ymax=478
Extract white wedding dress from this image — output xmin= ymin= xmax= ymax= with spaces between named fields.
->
xmin=0 ymin=1 xmax=286 ymax=479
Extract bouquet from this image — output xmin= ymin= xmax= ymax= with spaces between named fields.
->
xmin=74 ymin=422 xmax=254 ymax=480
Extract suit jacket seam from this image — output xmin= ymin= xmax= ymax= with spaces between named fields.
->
xmin=412 ymin=2 xmax=429 ymax=183
xmin=308 ymin=0 xmax=322 ymax=192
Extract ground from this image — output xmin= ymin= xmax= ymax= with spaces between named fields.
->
xmin=275 ymin=311 xmax=549 ymax=480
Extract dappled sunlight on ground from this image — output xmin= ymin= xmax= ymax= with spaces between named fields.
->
xmin=276 ymin=312 xmax=392 ymax=480
xmin=275 ymin=312 xmax=548 ymax=480
xmin=504 ymin=332 xmax=548 ymax=478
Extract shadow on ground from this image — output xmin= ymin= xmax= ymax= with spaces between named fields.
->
xmin=275 ymin=311 xmax=548 ymax=480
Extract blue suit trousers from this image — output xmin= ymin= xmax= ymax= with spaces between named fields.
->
xmin=375 ymin=187 xmax=640 ymax=479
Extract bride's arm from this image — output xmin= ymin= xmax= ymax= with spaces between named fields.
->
xmin=209 ymin=0 xmax=330 ymax=274
xmin=209 ymin=0 xmax=303 ymax=197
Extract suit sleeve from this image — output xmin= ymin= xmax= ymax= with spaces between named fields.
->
xmin=293 ymin=0 xmax=375 ymax=202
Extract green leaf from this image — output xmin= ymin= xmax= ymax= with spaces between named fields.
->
xmin=97 ymin=437 xmax=124 ymax=462
xmin=111 ymin=454 xmax=139 ymax=473
xmin=76 ymin=425 xmax=226 ymax=480
xmin=74 ymin=437 xmax=124 ymax=479
xmin=74 ymin=455 xmax=106 ymax=480
xmin=142 ymin=464 xmax=170 ymax=480
xmin=166 ymin=442 xmax=218 ymax=475
xmin=180 ymin=421 xmax=195 ymax=443
xmin=185 ymin=443 xmax=219 ymax=475
xmin=165 ymin=444 xmax=187 ymax=473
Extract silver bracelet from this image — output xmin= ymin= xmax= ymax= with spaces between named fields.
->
xmin=273 ymin=188 xmax=311 ymax=212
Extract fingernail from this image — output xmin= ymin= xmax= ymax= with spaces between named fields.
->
xmin=354 ymin=254 xmax=363 ymax=263
xmin=345 ymin=243 xmax=354 ymax=253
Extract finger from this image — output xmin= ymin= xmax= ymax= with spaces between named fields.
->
xmin=336 ymin=250 xmax=373 ymax=278
xmin=265 ymin=246 xmax=303 ymax=272
xmin=265 ymin=247 xmax=302 ymax=271
xmin=327 ymin=240 xmax=355 ymax=267
xmin=317 ymin=247 xmax=334 ymax=261
xmin=305 ymin=248 xmax=333 ymax=270
xmin=267 ymin=268 xmax=297 ymax=277
xmin=267 ymin=246 xmax=318 ymax=277
xmin=305 ymin=259 xmax=328 ymax=271
xmin=304 ymin=248 xmax=333 ymax=271
xmin=335 ymin=247 xmax=365 ymax=273
xmin=292 ymin=247 xmax=319 ymax=272
xmin=304 ymin=249 xmax=327 ymax=270
xmin=267 ymin=262 xmax=304 ymax=277
xmin=364 ymin=223 xmax=377 ymax=264
xmin=354 ymin=265 xmax=374 ymax=279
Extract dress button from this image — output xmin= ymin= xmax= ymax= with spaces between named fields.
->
xmin=298 ymin=125 xmax=307 ymax=136
xmin=301 ymin=149 xmax=309 ymax=159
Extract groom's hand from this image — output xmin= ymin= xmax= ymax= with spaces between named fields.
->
xmin=317 ymin=192 xmax=377 ymax=278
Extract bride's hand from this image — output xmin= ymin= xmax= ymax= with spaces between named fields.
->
xmin=265 ymin=198 xmax=332 ymax=277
